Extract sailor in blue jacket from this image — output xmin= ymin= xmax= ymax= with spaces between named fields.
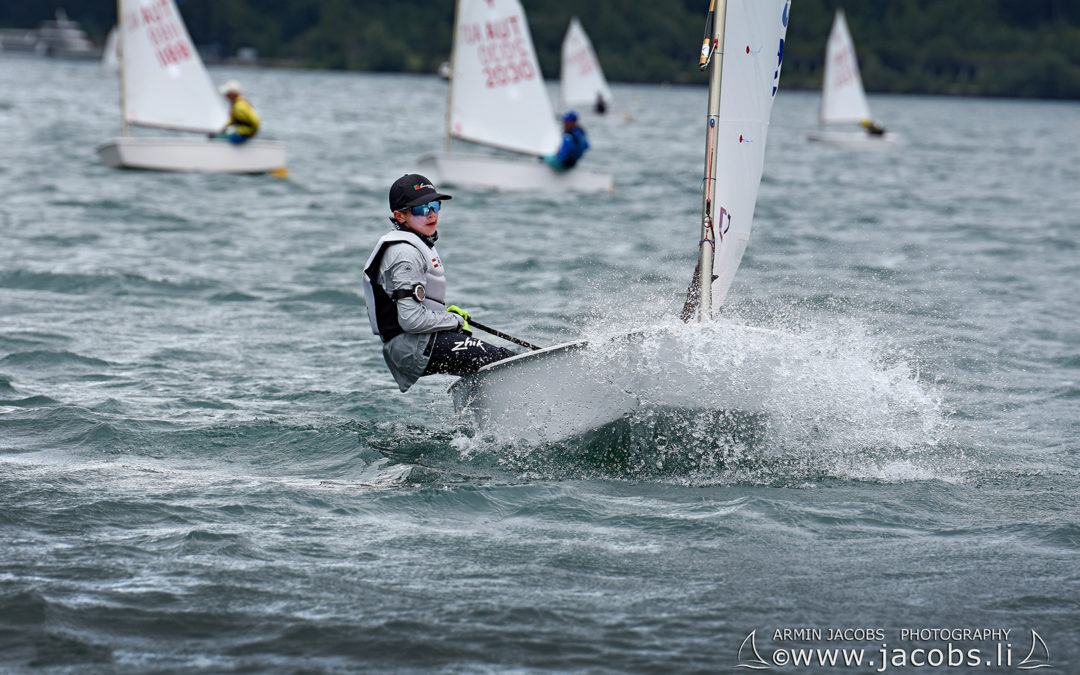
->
xmin=542 ymin=111 xmax=590 ymax=171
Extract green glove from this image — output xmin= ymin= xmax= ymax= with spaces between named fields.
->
xmin=446 ymin=305 xmax=471 ymax=333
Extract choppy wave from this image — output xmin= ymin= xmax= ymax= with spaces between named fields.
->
xmin=0 ymin=269 xmax=221 ymax=297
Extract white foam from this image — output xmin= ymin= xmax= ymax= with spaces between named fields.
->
xmin=463 ymin=312 xmax=957 ymax=484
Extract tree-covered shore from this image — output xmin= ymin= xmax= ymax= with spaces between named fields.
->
xmin=5 ymin=0 xmax=1080 ymax=99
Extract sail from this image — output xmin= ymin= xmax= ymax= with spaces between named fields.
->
xmin=559 ymin=17 xmax=613 ymax=110
xmin=102 ymin=26 xmax=119 ymax=72
xmin=449 ymin=0 xmax=560 ymax=157
xmin=819 ymin=9 xmax=871 ymax=125
xmin=709 ymin=0 xmax=790 ymax=310
xmin=119 ymin=0 xmax=229 ymax=133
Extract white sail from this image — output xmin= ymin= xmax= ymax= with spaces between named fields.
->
xmin=102 ymin=26 xmax=120 ymax=71
xmin=819 ymin=9 xmax=871 ymax=125
xmin=708 ymin=0 xmax=790 ymax=310
xmin=449 ymin=0 xmax=560 ymax=157
xmin=119 ymin=0 xmax=229 ymax=133
xmin=559 ymin=17 xmax=613 ymax=110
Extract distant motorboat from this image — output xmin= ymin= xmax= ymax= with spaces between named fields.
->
xmin=0 ymin=9 xmax=99 ymax=60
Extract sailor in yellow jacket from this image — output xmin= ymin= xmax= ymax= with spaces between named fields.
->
xmin=214 ymin=80 xmax=260 ymax=145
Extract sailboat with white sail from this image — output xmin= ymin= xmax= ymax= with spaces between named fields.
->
xmin=807 ymin=9 xmax=895 ymax=146
xmin=450 ymin=0 xmax=791 ymax=442
xmin=102 ymin=25 xmax=119 ymax=72
xmin=416 ymin=0 xmax=613 ymax=192
xmin=96 ymin=0 xmax=286 ymax=174
xmin=559 ymin=16 xmax=613 ymax=115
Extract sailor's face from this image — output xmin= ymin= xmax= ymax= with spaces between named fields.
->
xmin=398 ymin=208 xmax=439 ymax=237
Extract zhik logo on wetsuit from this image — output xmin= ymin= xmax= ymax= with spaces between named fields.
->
xmin=452 ymin=337 xmax=486 ymax=352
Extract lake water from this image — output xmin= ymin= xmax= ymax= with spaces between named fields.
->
xmin=1 ymin=56 xmax=1078 ymax=673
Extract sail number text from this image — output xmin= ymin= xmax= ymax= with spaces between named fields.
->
xmin=565 ymin=34 xmax=595 ymax=77
xmin=830 ymin=45 xmax=857 ymax=89
xmin=566 ymin=46 xmax=595 ymax=77
xmin=124 ymin=0 xmax=193 ymax=69
xmin=461 ymin=17 xmax=536 ymax=88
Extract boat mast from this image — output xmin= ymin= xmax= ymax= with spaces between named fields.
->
xmin=117 ymin=0 xmax=128 ymax=136
xmin=444 ymin=0 xmax=462 ymax=152
xmin=695 ymin=0 xmax=727 ymax=322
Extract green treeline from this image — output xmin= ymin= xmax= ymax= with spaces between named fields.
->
xmin=6 ymin=0 xmax=1080 ymax=98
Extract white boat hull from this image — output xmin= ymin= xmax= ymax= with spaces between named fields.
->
xmin=417 ymin=152 xmax=614 ymax=192
xmin=807 ymin=129 xmax=898 ymax=147
xmin=450 ymin=327 xmax=782 ymax=443
xmin=96 ymin=137 xmax=287 ymax=174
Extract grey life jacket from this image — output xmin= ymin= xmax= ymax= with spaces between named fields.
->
xmin=363 ymin=230 xmax=447 ymax=341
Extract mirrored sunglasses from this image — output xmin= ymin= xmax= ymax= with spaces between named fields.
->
xmin=409 ymin=200 xmax=442 ymax=216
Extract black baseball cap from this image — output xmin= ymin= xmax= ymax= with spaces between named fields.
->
xmin=389 ymin=173 xmax=453 ymax=211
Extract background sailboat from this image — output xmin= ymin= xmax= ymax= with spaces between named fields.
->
xmin=101 ymin=25 xmax=119 ymax=72
xmin=450 ymin=0 xmax=791 ymax=442
xmin=416 ymin=0 xmax=613 ymax=192
xmin=96 ymin=0 xmax=286 ymax=174
xmin=807 ymin=9 xmax=896 ymax=145
xmin=559 ymin=16 xmax=613 ymax=115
